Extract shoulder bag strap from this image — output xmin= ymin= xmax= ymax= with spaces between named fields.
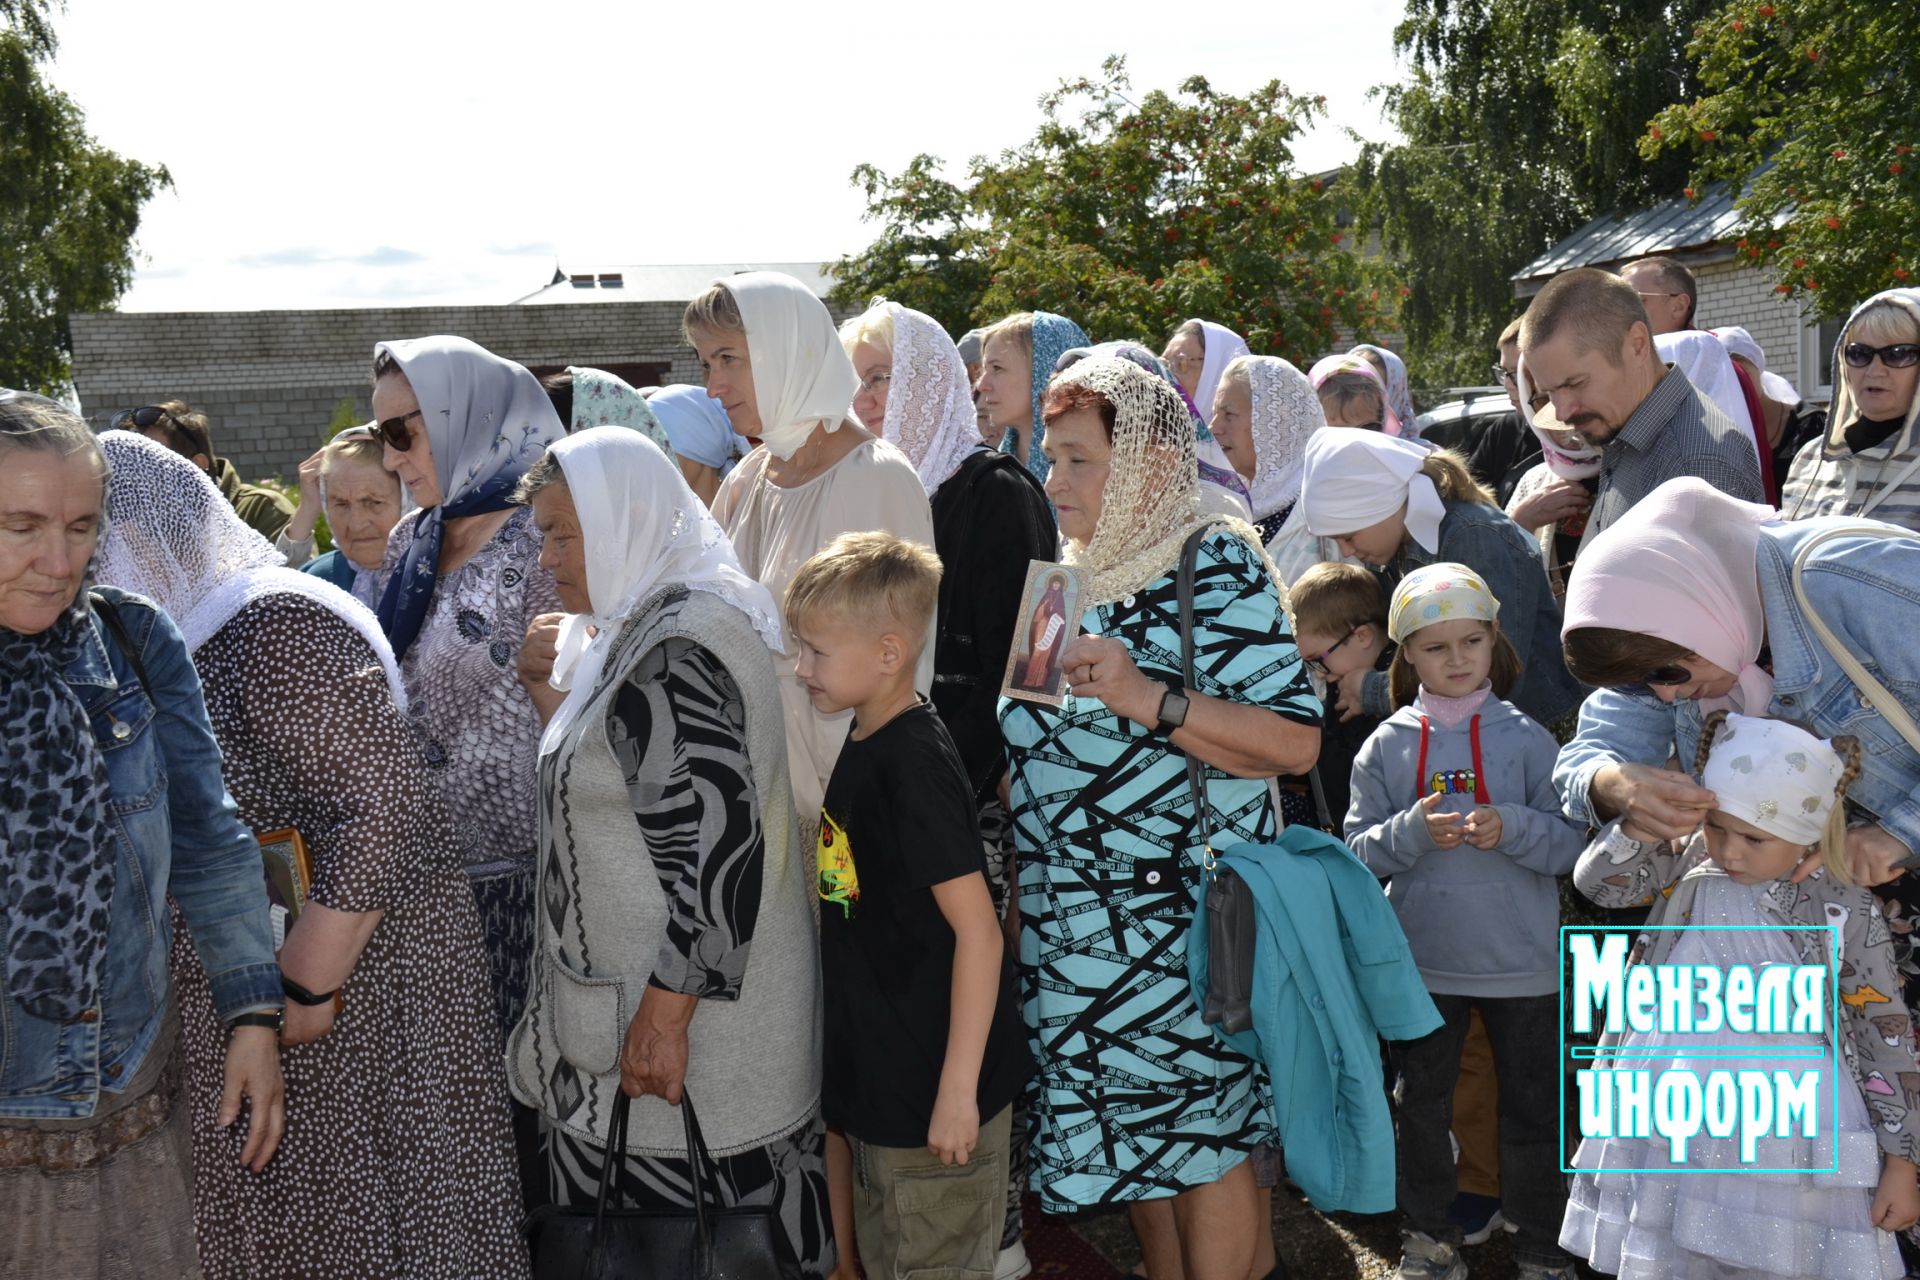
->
xmin=89 ymin=591 xmax=154 ymax=698
xmin=1177 ymin=526 xmax=1214 ymax=872
xmin=1790 ymin=525 xmax=1920 ymax=753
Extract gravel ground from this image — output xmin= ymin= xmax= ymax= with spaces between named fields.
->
xmin=1064 ymin=1186 xmax=1580 ymax=1280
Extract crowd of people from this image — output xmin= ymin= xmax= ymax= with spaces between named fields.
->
xmin=3 ymin=257 xmax=1920 ymax=1280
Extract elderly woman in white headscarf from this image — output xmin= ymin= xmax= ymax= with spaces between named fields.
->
xmin=509 ymin=427 xmax=829 ymax=1277
xmin=692 ymin=272 xmax=935 ymax=830
xmin=1301 ymin=429 xmax=1580 ymax=729
xmin=95 ymin=432 xmax=528 ymax=1279
xmin=370 ymin=335 xmax=566 ymax=1051
xmin=1161 ymin=318 xmax=1251 ymax=423
xmin=1000 ymin=356 xmax=1321 ymax=1276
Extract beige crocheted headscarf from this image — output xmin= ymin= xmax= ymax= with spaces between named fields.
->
xmin=1058 ymin=355 xmax=1282 ymax=607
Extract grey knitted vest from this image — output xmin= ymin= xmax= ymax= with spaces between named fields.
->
xmin=507 ymin=588 xmax=820 ymax=1156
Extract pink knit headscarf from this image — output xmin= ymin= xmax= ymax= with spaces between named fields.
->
xmin=1562 ymin=477 xmax=1780 ymax=712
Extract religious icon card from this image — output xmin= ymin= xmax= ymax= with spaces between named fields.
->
xmin=1001 ymin=559 xmax=1084 ymax=708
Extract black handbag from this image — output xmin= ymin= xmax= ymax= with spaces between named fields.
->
xmin=526 ymin=1090 xmax=792 ymax=1280
xmin=1173 ymin=530 xmax=1331 ymax=1034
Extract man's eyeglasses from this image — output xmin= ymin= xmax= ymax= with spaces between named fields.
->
xmin=1633 ymin=291 xmax=1685 ymax=302
xmin=1304 ymin=627 xmax=1360 ymax=678
xmin=377 ymin=409 xmax=423 ymax=451
xmin=111 ymin=405 xmax=186 ymax=432
xmin=1843 ymin=342 xmax=1920 ymax=370
xmin=1490 ymin=364 xmax=1518 ymax=387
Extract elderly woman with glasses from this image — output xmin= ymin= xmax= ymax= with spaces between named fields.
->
xmin=1784 ymin=288 xmax=1920 ymax=527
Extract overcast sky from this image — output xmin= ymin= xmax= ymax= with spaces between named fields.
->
xmin=44 ymin=0 xmax=1408 ymax=313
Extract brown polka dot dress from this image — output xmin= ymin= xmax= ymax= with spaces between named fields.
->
xmin=169 ymin=594 xmax=529 ymax=1279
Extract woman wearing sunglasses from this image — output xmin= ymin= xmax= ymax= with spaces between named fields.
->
xmin=1784 ymin=288 xmax=1920 ymax=526
xmin=367 ymin=335 xmax=565 ymax=1066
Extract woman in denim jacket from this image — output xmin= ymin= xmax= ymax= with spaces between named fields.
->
xmin=0 ymin=393 xmax=283 ymax=1278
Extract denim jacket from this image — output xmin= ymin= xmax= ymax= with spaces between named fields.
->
xmin=0 ymin=588 xmax=279 ymax=1119
xmin=1360 ymin=497 xmax=1584 ymax=726
xmin=1555 ymin=517 xmax=1920 ymax=867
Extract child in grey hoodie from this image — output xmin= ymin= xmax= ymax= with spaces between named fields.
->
xmin=1345 ymin=563 xmax=1586 ymax=1280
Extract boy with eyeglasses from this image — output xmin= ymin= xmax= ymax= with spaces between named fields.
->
xmin=1289 ymin=562 xmax=1393 ymax=830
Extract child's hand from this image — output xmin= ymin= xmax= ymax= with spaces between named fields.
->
xmin=927 ymin=1088 xmax=980 ymax=1166
xmin=1463 ymin=806 xmax=1503 ymax=850
xmin=1873 ymin=1155 xmax=1920 ymax=1233
xmin=1420 ymin=792 xmax=1465 ymax=850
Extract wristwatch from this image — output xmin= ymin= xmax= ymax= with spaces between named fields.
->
xmin=227 ymin=1009 xmax=284 ymax=1040
xmin=281 ymin=975 xmax=338 ymax=1007
xmin=1155 ymin=682 xmax=1191 ymax=734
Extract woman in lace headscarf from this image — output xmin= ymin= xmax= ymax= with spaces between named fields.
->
xmin=998 ymin=357 xmax=1322 ymax=1276
xmin=973 ymin=309 xmax=1092 ymax=481
xmin=0 ymin=395 xmax=285 ymax=1279
xmin=509 ymin=428 xmax=832 ymax=1278
xmin=1209 ymin=354 xmax=1330 ymax=576
xmin=94 ymin=431 xmax=528 ymax=1279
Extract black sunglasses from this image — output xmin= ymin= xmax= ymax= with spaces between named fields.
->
xmin=112 ymin=405 xmax=185 ymax=432
xmin=377 ymin=409 xmax=423 ymax=451
xmin=1843 ymin=342 xmax=1920 ymax=370
xmin=1638 ymin=664 xmax=1693 ymax=687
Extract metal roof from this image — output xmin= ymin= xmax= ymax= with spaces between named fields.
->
xmin=511 ymin=262 xmax=837 ymax=305
xmin=1510 ymin=186 xmax=1745 ymax=289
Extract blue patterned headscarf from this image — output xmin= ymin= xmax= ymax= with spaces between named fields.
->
xmin=1001 ymin=311 xmax=1090 ymax=480
xmin=374 ymin=336 xmax=566 ymax=658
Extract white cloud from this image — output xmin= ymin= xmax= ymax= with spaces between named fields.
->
xmin=43 ymin=0 xmax=1407 ymax=312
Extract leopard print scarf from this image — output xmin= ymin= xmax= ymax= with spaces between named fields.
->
xmin=0 ymin=597 xmax=116 ymax=1022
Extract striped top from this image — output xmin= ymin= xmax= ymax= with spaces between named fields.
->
xmin=1781 ymin=413 xmax=1920 ymax=531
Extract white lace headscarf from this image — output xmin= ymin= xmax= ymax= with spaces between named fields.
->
xmin=1190 ymin=319 xmax=1251 ymax=422
xmin=538 ymin=427 xmax=783 ymax=756
xmin=853 ymin=301 xmax=982 ymax=494
xmin=1060 ymin=357 xmax=1276 ymax=606
xmin=1235 ymin=356 xmax=1325 ymax=521
xmin=94 ymin=432 xmax=407 ymax=710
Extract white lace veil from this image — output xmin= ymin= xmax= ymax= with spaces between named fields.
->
xmin=94 ymin=432 xmax=407 ymax=710
xmin=1241 ymin=356 xmax=1324 ymax=520
xmin=872 ymin=302 xmax=982 ymax=494
xmin=540 ymin=427 xmax=783 ymax=757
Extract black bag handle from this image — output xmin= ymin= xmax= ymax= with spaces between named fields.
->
xmin=1175 ymin=527 xmax=1214 ymax=871
xmin=591 ymin=1089 xmax=720 ymax=1275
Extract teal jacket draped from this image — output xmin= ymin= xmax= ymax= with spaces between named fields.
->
xmin=1189 ymin=826 xmax=1441 ymax=1214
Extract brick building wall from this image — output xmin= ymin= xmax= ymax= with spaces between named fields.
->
xmin=1690 ymin=259 xmax=1814 ymax=393
xmin=69 ymin=302 xmax=710 ymax=482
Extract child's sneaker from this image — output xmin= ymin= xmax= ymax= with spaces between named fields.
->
xmin=1398 ymin=1231 xmax=1467 ymax=1280
xmin=1448 ymin=1191 xmax=1512 ymax=1245
xmin=1513 ymin=1264 xmax=1578 ymax=1280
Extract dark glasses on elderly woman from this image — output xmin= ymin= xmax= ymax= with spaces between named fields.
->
xmin=377 ymin=409 xmax=422 ymax=451
xmin=1843 ymin=342 xmax=1920 ymax=369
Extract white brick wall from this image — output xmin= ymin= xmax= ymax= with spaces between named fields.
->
xmin=1692 ymin=260 xmax=1817 ymax=397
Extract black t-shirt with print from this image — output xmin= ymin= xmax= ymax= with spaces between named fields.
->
xmin=817 ymin=701 xmax=1031 ymax=1148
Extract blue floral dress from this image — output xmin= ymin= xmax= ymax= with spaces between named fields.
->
xmin=999 ymin=529 xmax=1320 ymax=1210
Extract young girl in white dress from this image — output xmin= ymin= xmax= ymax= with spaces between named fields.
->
xmin=1563 ymin=712 xmax=1920 ymax=1278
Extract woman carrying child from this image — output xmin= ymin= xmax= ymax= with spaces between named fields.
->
xmin=1562 ymin=713 xmax=1919 ymax=1277
xmin=1344 ymin=562 xmax=1588 ymax=1280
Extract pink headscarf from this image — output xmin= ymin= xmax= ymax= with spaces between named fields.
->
xmin=1562 ymin=477 xmax=1780 ymax=712
xmin=1307 ymin=354 xmax=1406 ymax=437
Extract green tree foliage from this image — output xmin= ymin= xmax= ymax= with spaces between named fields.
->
xmin=832 ymin=57 xmax=1397 ymax=362
xmin=1642 ymin=0 xmax=1920 ymax=316
xmin=1352 ymin=0 xmax=1716 ymax=386
xmin=2 ymin=1 xmax=171 ymax=393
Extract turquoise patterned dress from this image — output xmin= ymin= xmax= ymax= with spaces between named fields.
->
xmin=999 ymin=529 xmax=1320 ymax=1210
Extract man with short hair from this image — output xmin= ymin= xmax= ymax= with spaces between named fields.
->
xmin=1520 ymin=268 xmax=1765 ymax=533
xmin=122 ymin=399 xmax=295 ymax=540
xmin=1617 ymin=256 xmax=1697 ymax=335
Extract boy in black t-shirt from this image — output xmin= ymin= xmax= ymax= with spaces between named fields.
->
xmin=785 ymin=532 xmax=1030 ymax=1277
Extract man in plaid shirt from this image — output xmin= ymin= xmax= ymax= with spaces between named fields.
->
xmin=1518 ymin=267 xmax=1767 ymax=532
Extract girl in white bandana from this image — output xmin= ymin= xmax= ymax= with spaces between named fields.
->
xmin=1565 ymin=714 xmax=1920 ymax=1278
